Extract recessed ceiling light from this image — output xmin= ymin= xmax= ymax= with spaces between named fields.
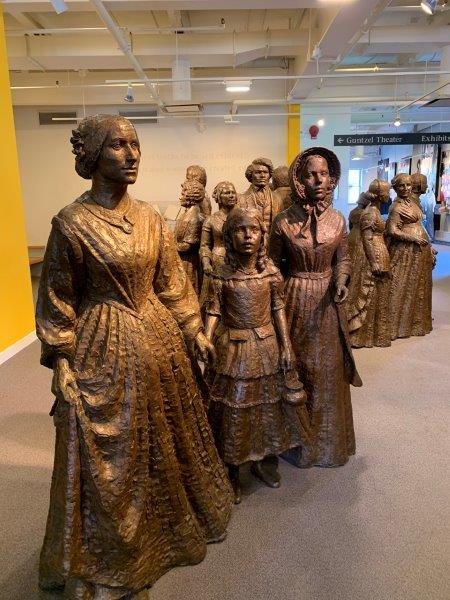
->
xmin=225 ymin=80 xmax=251 ymax=93
xmin=420 ymin=0 xmax=438 ymax=15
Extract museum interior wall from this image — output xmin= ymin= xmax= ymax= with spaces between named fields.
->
xmin=14 ymin=106 xmax=287 ymax=245
xmin=0 ymin=8 xmax=34 ymax=355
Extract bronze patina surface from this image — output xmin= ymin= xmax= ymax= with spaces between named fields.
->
xmin=269 ymin=147 xmax=362 ymax=469
xmin=386 ymin=173 xmax=434 ymax=339
xmin=36 ymin=114 xmax=232 ymax=600
xmin=347 ymin=179 xmax=392 ymax=348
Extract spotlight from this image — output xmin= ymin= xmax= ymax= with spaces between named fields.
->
xmin=50 ymin=0 xmax=68 ymax=14
xmin=317 ymin=118 xmax=325 ymax=127
xmin=420 ymin=0 xmax=437 ymax=14
xmin=124 ymin=83 xmax=134 ymax=103
xmin=394 ymin=113 xmax=401 ymax=127
xmin=225 ymin=80 xmax=251 ymax=93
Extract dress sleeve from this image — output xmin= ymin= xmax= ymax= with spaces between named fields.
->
xmin=333 ymin=219 xmax=352 ymax=281
xmin=205 ymin=275 xmax=223 ymax=318
xmin=154 ymin=215 xmax=203 ymax=340
xmin=36 ymin=216 xmax=84 ymax=369
xmin=199 ymin=216 xmax=213 ymax=261
xmin=270 ymin=270 xmax=285 ymax=312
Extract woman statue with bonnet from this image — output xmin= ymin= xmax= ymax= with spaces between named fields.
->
xmin=36 ymin=114 xmax=232 ymax=600
xmin=269 ymin=147 xmax=362 ymax=468
xmin=347 ymin=179 xmax=392 ymax=348
xmin=386 ymin=172 xmax=435 ymax=339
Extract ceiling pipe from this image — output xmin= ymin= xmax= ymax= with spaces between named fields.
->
xmin=90 ymin=0 xmax=164 ymax=108
xmin=6 ymin=25 xmax=226 ymax=36
xmin=107 ymin=70 xmax=450 ymax=85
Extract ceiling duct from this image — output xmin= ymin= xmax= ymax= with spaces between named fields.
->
xmin=422 ymin=98 xmax=450 ymax=108
xmin=172 ymin=58 xmax=191 ymax=102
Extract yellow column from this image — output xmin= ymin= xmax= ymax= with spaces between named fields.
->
xmin=0 ymin=6 xmax=34 ymax=354
xmin=287 ymin=104 xmax=301 ymax=166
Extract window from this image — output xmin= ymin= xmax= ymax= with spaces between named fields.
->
xmin=348 ymin=169 xmax=361 ymax=204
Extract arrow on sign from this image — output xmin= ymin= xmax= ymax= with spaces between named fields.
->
xmin=337 ymin=137 xmax=344 ymax=143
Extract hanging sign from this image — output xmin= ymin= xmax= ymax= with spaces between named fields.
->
xmin=334 ymin=132 xmax=450 ymax=146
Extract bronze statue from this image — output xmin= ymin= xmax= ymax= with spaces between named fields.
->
xmin=238 ymin=157 xmax=283 ymax=231
xmin=186 ymin=164 xmax=212 ymax=216
xmin=386 ymin=173 xmax=435 ymax=339
xmin=272 ymin=165 xmax=293 ymax=211
xmin=347 ymin=179 xmax=392 ymax=348
xmin=205 ymin=207 xmax=310 ymax=504
xmin=269 ymin=147 xmax=362 ymax=469
xmin=175 ymin=179 xmax=205 ymax=294
xmin=36 ymin=114 xmax=232 ymax=600
xmin=411 ymin=172 xmax=427 ymax=207
xmin=199 ymin=181 xmax=237 ymax=307
xmin=348 ymin=193 xmax=371 ymax=259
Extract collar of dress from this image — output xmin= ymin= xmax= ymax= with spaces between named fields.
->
xmin=77 ymin=191 xmax=136 ymax=233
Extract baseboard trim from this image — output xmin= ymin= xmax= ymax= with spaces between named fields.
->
xmin=0 ymin=330 xmax=37 ymax=366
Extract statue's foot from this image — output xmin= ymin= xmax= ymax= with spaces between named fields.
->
xmin=251 ymin=461 xmax=280 ymax=489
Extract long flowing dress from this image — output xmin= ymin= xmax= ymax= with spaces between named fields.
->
xmin=174 ymin=204 xmax=204 ymax=294
xmin=347 ymin=205 xmax=364 ymax=260
xmin=386 ymin=197 xmax=433 ymax=339
xmin=198 ymin=210 xmax=227 ymax=307
xmin=36 ymin=192 xmax=233 ymax=596
xmin=270 ymin=203 xmax=361 ymax=468
xmin=347 ymin=206 xmax=391 ymax=347
xmin=206 ymin=263 xmax=307 ymax=465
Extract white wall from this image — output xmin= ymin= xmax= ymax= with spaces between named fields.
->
xmin=14 ymin=105 xmax=286 ymax=245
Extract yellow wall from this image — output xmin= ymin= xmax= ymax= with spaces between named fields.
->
xmin=287 ymin=104 xmax=301 ymax=166
xmin=0 ymin=7 xmax=34 ymax=353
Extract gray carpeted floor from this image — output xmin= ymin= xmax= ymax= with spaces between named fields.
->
xmin=1 ymin=248 xmax=449 ymax=600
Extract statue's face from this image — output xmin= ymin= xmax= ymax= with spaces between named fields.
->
xmin=394 ymin=175 xmax=412 ymax=199
xmin=251 ymin=164 xmax=270 ymax=188
xmin=232 ymin=214 xmax=262 ymax=257
xmin=300 ymin=156 xmax=330 ymax=203
xmin=95 ymin=121 xmax=140 ymax=184
xmin=219 ymin=183 xmax=237 ymax=208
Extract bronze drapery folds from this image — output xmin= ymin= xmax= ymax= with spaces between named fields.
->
xmin=348 ymin=193 xmax=371 ymax=260
xmin=204 ymin=207 xmax=311 ymax=503
xmin=347 ymin=179 xmax=392 ymax=348
xmin=36 ymin=115 xmax=232 ymax=600
xmin=175 ymin=179 xmax=205 ymax=294
xmin=269 ymin=147 xmax=362 ymax=469
xmin=238 ymin=157 xmax=283 ymax=232
xmin=386 ymin=173 xmax=435 ymax=340
xmin=199 ymin=181 xmax=237 ymax=308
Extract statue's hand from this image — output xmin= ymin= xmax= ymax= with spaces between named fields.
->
xmin=202 ymin=260 xmax=213 ymax=276
xmin=194 ymin=331 xmax=216 ymax=365
xmin=52 ymin=357 xmax=79 ymax=405
xmin=334 ymin=283 xmax=349 ymax=304
xmin=280 ymin=343 xmax=295 ymax=371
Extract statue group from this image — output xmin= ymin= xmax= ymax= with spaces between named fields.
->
xmin=36 ymin=115 xmax=434 ymax=599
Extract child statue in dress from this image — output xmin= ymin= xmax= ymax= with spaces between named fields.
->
xmin=205 ymin=207 xmax=311 ymax=504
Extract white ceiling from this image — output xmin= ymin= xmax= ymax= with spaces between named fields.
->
xmin=3 ymin=0 xmax=450 ymax=128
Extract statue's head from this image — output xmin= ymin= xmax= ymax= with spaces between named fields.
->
xmin=186 ymin=164 xmax=207 ymax=187
xmin=411 ymin=173 xmax=428 ymax=195
xmin=223 ymin=207 xmax=267 ymax=272
xmin=212 ymin=181 xmax=237 ymax=209
xmin=289 ymin=147 xmax=340 ymax=210
xmin=367 ymin=179 xmax=391 ymax=204
xmin=70 ymin=114 xmax=140 ymax=183
xmin=245 ymin=157 xmax=274 ymax=188
xmin=180 ymin=179 xmax=205 ymax=207
xmin=391 ymin=173 xmax=412 ymax=199
xmin=272 ymin=165 xmax=289 ymax=190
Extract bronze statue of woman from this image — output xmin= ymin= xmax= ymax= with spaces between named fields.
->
xmin=386 ymin=173 xmax=435 ymax=339
xmin=348 ymin=193 xmax=371 ymax=260
xmin=269 ymin=147 xmax=362 ymax=468
xmin=199 ymin=181 xmax=237 ymax=308
xmin=347 ymin=179 xmax=392 ymax=347
xmin=36 ymin=114 xmax=232 ymax=600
